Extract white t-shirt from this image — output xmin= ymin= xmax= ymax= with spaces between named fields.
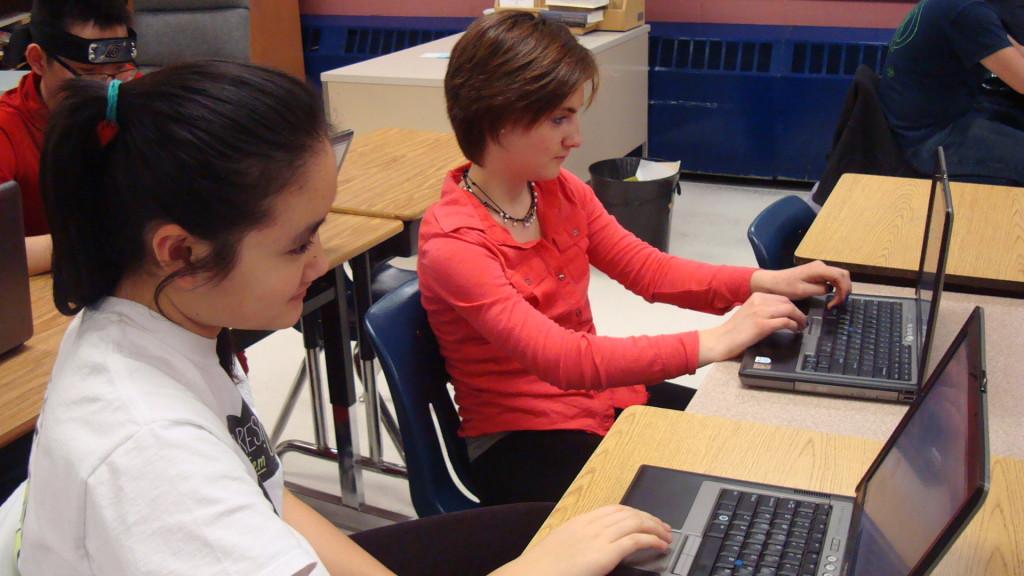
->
xmin=18 ymin=298 xmax=327 ymax=576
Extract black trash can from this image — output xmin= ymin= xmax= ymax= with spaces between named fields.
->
xmin=588 ymin=157 xmax=681 ymax=252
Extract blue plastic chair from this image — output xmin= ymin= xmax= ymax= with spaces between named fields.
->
xmin=363 ymin=278 xmax=478 ymax=517
xmin=747 ymin=195 xmax=817 ymax=270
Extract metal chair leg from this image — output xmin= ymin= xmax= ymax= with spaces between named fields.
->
xmin=277 ymin=346 xmax=336 ymax=459
xmin=379 ymin=398 xmax=405 ymax=462
xmin=270 ymin=361 xmax=307 ymax=447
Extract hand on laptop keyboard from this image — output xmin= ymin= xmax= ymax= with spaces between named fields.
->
xmin=750 ymin=261 xmax=852 ymax=310
xmin=498 ymin=504 xmax=672 ymax=576
xmin=698 ymin=293 xmax=807 ymax=366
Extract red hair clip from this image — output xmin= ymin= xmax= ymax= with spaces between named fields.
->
xmin=96 ymin=120 xmax=119 ymax=147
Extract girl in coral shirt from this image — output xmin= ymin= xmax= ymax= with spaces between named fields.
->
xmin=419 ymin=12 xmax=851 ymax=505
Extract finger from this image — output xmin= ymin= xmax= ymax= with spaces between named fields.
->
xmin=828 ymin=268 xmax=853 ymax=307
xmin=608 ymin=533 xmax=672 ymax=562
xmin=766 ymin=316 xmax=801 ymax=333
xmin=765 ymin=301 xmax=807 ymax=329
xmin=602 ymin=510 xmax=673 ymax=544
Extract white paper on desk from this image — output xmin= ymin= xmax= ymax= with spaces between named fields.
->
xmin=635 ymin=159 xmax=681 ymax=181
xmin=497 ymin=0 xmax=535 ymax=6
xmin=420 ymin=52 xmax=450 ymax=59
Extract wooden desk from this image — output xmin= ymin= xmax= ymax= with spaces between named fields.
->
xmin=532 ymin=408 xmax=1024 ymax=575
xmin=796 ymin=174 xmax=1024 ymax=295
xmin=688 ymin=283 xmax=1024 ymax=459
xmin=0 ymin=275 xmax=67 ymax=447
xmin=321 ymin=26 xmax=649 ymax=180
xmin=0 ymin=213 xmax=401 ymax=454
xmin=332 ymin=128 xmax=465 ymax=222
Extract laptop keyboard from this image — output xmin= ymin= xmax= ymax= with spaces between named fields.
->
xmin=800 ymin=298 xmax=913 ymax=381
xmin=689 ymin=489 xmax=832 ymax=576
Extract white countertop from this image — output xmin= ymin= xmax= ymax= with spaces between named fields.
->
xmin=320 ymin=24 xmax=649 ymax=87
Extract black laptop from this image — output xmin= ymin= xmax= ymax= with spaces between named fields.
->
xmin=621 ymin=307 xmax=988 ymax=576
xmin=0 ymin=180 xmax=33 ymax=355
xmin=739 ymin=148 xmax=954 ymax=403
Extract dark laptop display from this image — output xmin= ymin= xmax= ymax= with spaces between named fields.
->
xmin=0 ymin=180 xmax=33 ymax=355
xmin=913 ymin=149 xmax=952 ymax=376
xmin=848 ymin=308 xmax=987 ymax=575
xmin=621 ymin=307 xmax=988 ymax=576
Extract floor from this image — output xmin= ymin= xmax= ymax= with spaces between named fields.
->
xmin=245 ymin=176 xmax=812 ymax=529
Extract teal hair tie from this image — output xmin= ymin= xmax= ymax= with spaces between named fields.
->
xmin=105 ymin=80 xmax=122 ymax=124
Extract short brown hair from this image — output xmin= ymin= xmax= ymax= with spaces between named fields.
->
xmin=445 ymin=11 xmax=599 ymax=165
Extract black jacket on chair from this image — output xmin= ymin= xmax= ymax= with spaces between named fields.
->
xmin=813 ymin=65 xmax=923 ymax=206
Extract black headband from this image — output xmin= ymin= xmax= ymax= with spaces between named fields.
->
xmin=30 ymin=20 xmax=137 ymax=65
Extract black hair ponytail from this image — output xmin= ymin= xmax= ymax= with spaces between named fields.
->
xmin=41 ymin=61 xmax=328 ymax=377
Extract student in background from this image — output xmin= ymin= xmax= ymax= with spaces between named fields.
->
xmin=418 ymin=11 xmax=852 ymax=506
xmin=0 ymin=0 xmax=138 ymax=275
xmin=8 ymin=60 xmax=671 ymax=576
xmin=880 ymin=0 xmax=1024 ymax=184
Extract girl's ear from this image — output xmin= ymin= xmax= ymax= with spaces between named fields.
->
xmin=149 ymin=223 xmax=212 ymax=288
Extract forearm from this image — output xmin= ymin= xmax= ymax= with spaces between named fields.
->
xmin=282 ymin=489 xmax=394 ymax=576
xmin=25 ymin=234 xmax=52 ymax=276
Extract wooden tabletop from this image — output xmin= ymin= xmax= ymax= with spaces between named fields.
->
xmin=531 ymin=407 xmax=1024 ymax=575
xmin=795 ymin=173 xmax=1024 ymax=294
xmin=0 ymin=213 xmax=402 ymax=448
xmin=0 ymin=274 xmax=68 ymax=447
xmin=319 ymin=212 xmax=403 ymax=268
xmin=332 ymin=128 xmax=466 ymax=221
xmin=687 ymin=283 xmax=1024 ymax=459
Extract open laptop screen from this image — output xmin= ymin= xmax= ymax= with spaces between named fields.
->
xmin=913 ymin=147 xmax=953 ymax=376
xmin=850 ymin=309 xmax=986 ymax=575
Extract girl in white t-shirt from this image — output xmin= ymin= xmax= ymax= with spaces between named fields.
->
xmin=10 ymin=60 xmax=672 ymax=576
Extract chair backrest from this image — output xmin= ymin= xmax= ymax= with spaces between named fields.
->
xmin=813 ymin=64 xmax=923 ymax=205
xmin=363 ymin=279 xmax=478 ymax=517
xmin=747 ymin=195 xmax=817 ymax=270
xmin=132 ymin=0 xmax=251 ymax=71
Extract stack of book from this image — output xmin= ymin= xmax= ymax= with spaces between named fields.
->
xmin=540 ymin=0 xmax=609 ymax=34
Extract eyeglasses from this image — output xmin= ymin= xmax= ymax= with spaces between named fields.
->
xmin=52 ymin=55 xmax=137 ymax=83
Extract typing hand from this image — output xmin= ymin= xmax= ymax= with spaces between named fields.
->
xmin=750 ymin=260 xmax=852 ymax=309
xmin=698 ymin=292 xmax=807 ymax=365
xmin=492 ymin=505 xmax=672 ymax=576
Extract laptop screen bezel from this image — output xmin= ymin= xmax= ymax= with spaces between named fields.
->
xmin=913 ymin=147 xmax=955 ymax=381
xmin=845 ymin=307 xmax=990 ymax=576
xmin=329 ymin=128 xmax=355 ymax=173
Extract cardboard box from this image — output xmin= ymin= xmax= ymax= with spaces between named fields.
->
xmin=596 ymin=0 xmax=644 ymax=31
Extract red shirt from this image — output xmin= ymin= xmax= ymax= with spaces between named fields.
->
xmin=419 ymin=166 xmax=755 ymax=438
xmin=0 ymin=72 xmax=48 ymax=236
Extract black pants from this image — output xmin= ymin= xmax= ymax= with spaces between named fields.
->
xmin=351 ymin=502 xmax=553 ymax=576
xmin=470 ymin=381 xmax=695 ymax=506
xmin=0 ymin=432 xmax=31 ymax=503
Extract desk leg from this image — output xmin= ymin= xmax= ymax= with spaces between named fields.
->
xmin=321 ymin=266 xmax=364 ymax=508
xmin=351 ymin=252 xmax=385 ymax=465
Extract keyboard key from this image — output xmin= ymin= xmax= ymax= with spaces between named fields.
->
xmin=757 ymin=496 xmax=779 ymax=513
xmin=737 ymin=494 xmax=759 ymax=515
xmin=740 ymin=552 xmax=760 ymax=565
xmin=692 ymin=536 xmax=725 ymax=575
xmin=707 ymin=522 xmax=729 ymax=538
xmin=720 ymin=490 xmax=742 ymax=506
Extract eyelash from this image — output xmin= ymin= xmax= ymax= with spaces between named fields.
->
xmin=290 ymin=236 xmax=316 ymax=255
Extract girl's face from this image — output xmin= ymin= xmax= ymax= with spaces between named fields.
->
xmin=174 ymin=141 xmax=336 ymax=333
xmin=487 ymin=85 xmax=585 ymax=181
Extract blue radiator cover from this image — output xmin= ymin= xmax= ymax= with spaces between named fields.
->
xmin=300 ymin=15 xmax=472 ymax=88
xmin=649 ymin=23 xmax=893 ymax=181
